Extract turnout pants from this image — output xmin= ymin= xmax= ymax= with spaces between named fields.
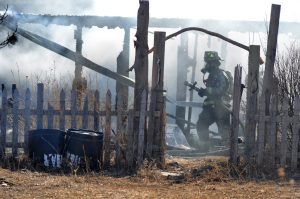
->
xmin=196 ymin=104 xmax=231 ymax=149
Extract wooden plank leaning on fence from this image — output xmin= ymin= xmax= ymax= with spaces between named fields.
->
xmin=229 ymin=65 xmax=242 ymax=166
xmin=245 ymin=45 xmax=260 ymax=176
xmin=103 ymin=90 xmax=112 ymax=169
xmin=0 ymin=86 xmax=7 ymax=158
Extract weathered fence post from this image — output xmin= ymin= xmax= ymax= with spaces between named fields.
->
xmin=137 ymin=89 xmax=147 ymax=166
xmin=59 ymin=89 xmax=65 ymax=131
xmin=133 ymin=0 xmax=149 ymax=170
xmin=245 ymin=45 xmax=260 ymax=176
xmin=148 ymin=31 xmax=166 ymax=166
xmin=230 ymin=65 xmax=242 ymax=165
xmin=291 ymin=97 xmax=300 ymax=172
xmin=12 ymin=89 xmax=19 ymax=158
xmin=36 ymin=83 xmax=44 ymax=129
xmin=262 ymin=4 xmax=281 ymax=114
xmin=103 ymin=90 xmax=112 ymax=169
xmin=0 ymin=86 xmax=7 ymax=158
xmin=24 ymin=88 xmax=31 ymax=154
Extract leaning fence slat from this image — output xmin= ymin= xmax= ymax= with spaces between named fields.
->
xmin=280 ymin=97 xmax=289 ymax=167
xmin=36 ymin=83 xmax=44 ymax=129
xmin=103 ymin=90 xmax=112 ymax=169
xmin=268 ymin=95 xmax=277 ymax=170
xmin=82 ymin=96 xmax=88 ymax=129
xmin=0 ymin=87 xmax=7 ymax=158
xmin=94 ymin=90 xmax=100 ymax=131
xmin=47 ymin=103 xmax=54 ymax=129
xmin=71 ymin=90 xmax=77 ymax=129
xmin=257 ymin=92 xmax=266 ymax=167
xmin=137 ymin=89 xmax=147 ymax=166
xmin=230 ymin=65 xmax=242 ymax=165
xmin=12 ymin=89 xmax=19 ymax=158
xmin=291 ymin=96 xmax=300 ymax=171
xmin=59 ymin=89 xmax=65 ymax=131
xmin=126 ymin=109 xmax=134 ymax=171
xmin=24 ymin=88 xmax=31 ymax=154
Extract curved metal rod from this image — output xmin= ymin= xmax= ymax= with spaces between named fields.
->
xmin=148 ymin=27 xmax=250 ymax=54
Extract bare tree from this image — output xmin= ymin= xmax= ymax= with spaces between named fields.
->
xmin=275 ymin=42 xmax=300 ymax=115
xmin=274 ymin=42 xmax=300 ymax=150
xmin=0 ymin=6 xmax=18 ymax=48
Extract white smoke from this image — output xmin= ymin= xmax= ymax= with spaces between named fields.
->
xmin=0 ymin=0 xmax=298 ymax=111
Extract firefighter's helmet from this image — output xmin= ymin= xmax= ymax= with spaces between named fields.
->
xmin=204 ymin=51 xmax=222 ymax=63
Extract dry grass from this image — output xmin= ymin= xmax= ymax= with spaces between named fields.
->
xmin=1 ymin=156 xmax=300 ymax=199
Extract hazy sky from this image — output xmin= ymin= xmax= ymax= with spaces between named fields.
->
xmin=1 ymin=0 xmax=299 ymax=22
xmin=90 ymin=0 xmax=300 ymax=22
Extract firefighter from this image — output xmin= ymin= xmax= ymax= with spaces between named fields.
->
xmin=196 ymin=51 xmax=232 ymax=151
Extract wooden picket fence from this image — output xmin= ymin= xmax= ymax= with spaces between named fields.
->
xmin=254 ymin=94 xmax=300 ymax=174
xmin=230 ymin=63 xmax=300 ymax=176
xmin=0 ymin=83 xmax=162 ymax=170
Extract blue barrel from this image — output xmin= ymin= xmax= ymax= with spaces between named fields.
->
xmin=28 ymin=129 xmax=65 ymax=169
xmin=65 ymin=129 xmax=103 ymax=171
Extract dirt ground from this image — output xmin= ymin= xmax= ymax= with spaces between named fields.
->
xmin=0 ymin=156 xmax=300 ymax=199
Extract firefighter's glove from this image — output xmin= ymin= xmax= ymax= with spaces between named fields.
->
xmin=198 ymin=88 xmax=207 ymax=97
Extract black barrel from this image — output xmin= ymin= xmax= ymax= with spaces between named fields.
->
xmin=28 ymin=129 xmax=65 ymax=169
xmin=65 ymin=129 xmax=103 ymax=171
